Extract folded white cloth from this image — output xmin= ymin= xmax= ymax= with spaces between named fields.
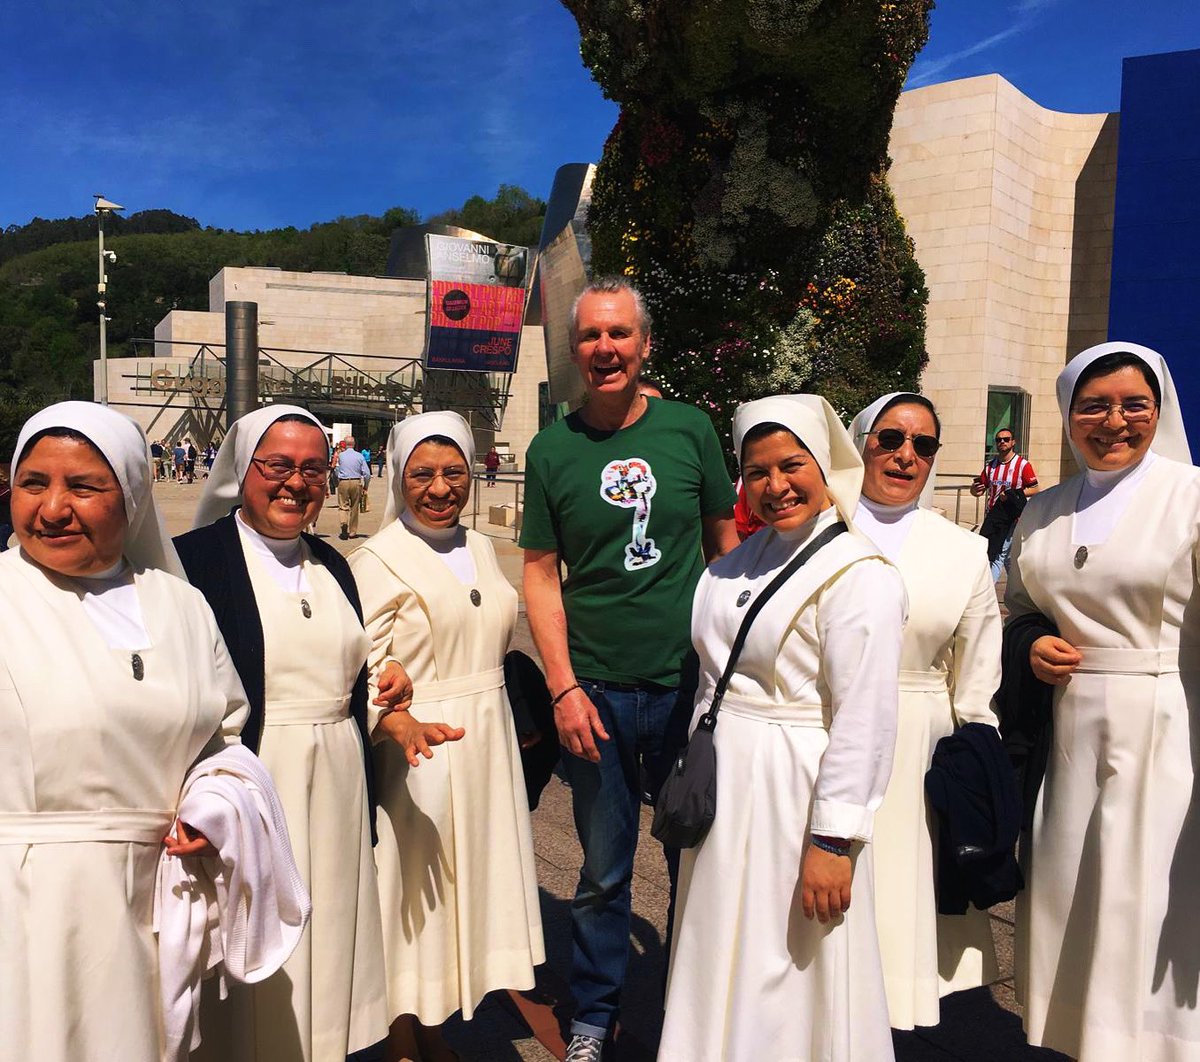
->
xmin=153 ymin=744 xmax=311 ymax=1061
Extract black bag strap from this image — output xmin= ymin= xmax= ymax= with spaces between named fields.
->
xmin=695 ymin=520 xmax=848 ymax=734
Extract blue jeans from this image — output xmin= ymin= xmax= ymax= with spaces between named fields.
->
xmin=991 ymin=532 xmax=1013 ymax=582
xmin=562 ymin=678 xmax=690 ymax=1039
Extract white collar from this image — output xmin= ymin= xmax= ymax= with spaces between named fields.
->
xmin=858 ymin=495 xmax=917 ymax=524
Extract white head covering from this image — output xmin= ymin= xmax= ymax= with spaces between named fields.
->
xmin=1056 ymin=342 xmax=1192 ymax=469
xmin=10 ymin=400 xmax=183 ymax=577
xmin=381 ymin=411 xmax=476 ymax=527
xmin=732 ymin=394 xmax=864 ymax=525
xmin=192 ymin=405 xmax=327 ymax=530
xmin=848 ymin=392 xmax=939 ymax=509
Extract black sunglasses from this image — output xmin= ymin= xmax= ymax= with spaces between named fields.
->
xmin=863 ymin=428 xmax=941 ymax=459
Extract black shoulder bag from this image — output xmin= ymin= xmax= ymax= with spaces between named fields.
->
xmin=651 ymin=521 xmax=848 ymax=849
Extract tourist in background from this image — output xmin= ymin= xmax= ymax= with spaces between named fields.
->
xmin=184 ymin=439 xmax=197 ymax=484
xmin=484 ymin=445 xmax=500 ymax=486
xmin=177 ymin=405 xmax=393 ymax=1062
xmin=521 ymin=277 xmax=737 ymax=1061
xmin=350 ymin=411 xmax=544 ymax=1062
xmin=660 ymin=394 xmax=904 ymax=1062
xmin=334 ymin=436 xmax=371 ymax=540
xmin=849 ymin=392 xmax=1001 ymax=1029
xmin=971 ymin=428 xmax=1038 ymax=581
xmin=0 ymin=401 xmax=251 ymax=1062
xmin=173 ymin=439 xmax=187 ymax=483
xmin=1005 ymin=343 xmax=1200 ymax=1062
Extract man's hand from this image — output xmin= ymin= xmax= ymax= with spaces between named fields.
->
xmin=374 ymin=659 xmax=414 ymax=713
xmin=1030 ymin=635 xmax=1082 ymax=686
xmin=164 ymin=819 xmax=216 ymax=858
xmin=800 ymin=842 xmax=853 ymax=923
xmin=378 ymin=711 xmax=465 ymax=767
xmin=554 ymin=686 xmax=610 ymax=763
xmin=969 ymin=477 xmax=986 ymax=497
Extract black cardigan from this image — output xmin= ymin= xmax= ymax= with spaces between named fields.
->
xmin=174 ymin=511 xmax=377 ymax=840
xmin=996 ymin=610 xmax=1058 ymax=831
xmin=924 ymin=721 xmax=1024 ymax=914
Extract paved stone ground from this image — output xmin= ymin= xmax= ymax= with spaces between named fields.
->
xmin=152 ymin=477 xmax=1066 ymax=1061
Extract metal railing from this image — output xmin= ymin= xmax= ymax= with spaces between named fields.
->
xmin=122 ymin=338 xmax=516 ymax=439
xmin=932 ymin=474 xmax=984 ymax=530
xmin=466 ymin=470 xmax=525 ymax=542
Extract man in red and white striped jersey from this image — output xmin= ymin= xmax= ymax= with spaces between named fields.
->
xmin=971 ymin=428 xmax=1038 ymax=580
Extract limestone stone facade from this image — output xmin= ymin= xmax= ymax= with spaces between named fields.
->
xmin=889 ymin=74 xmax=1118 ymax=493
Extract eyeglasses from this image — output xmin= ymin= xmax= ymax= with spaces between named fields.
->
xmin=249 ymin=457 xmax=328 ymax=484
xmin=861 ymin=429 xmax=941 ymax=459
xmin=1070 ymin=399 xmax=1157 ymax=424
xmin=405 ymin=468 xmax=469 ymax=487
xmin=995 ymin=436 xmax=1014 ymax=444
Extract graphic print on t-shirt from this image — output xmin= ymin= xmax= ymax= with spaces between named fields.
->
xmin=600 ymin=457 xmax=662 ymax=571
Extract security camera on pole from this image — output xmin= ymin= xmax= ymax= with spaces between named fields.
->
xmin=94 ymin=195 xmax=124 ymax=405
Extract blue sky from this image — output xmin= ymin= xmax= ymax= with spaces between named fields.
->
xmin=2 ymin=1 xmax=1197 ymax=232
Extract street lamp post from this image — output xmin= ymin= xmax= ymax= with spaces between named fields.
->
xmin=94 ymin=195 xmax=124 ymax=405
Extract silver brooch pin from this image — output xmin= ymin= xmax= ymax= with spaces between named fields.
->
xmin=470 ymin=589 xmax=482 ymax=606
xmin=131 ymin=653 xmax=144 ymax=681
xmin=736 ymin=590 xmax=752 ymax=608
xmin=1074 ymin=546 xmax=1088 ymax=570
xmin=300 ymin=599 xmax=312 ymax=618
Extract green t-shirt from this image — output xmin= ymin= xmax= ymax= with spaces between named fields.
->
xmin=520 ymin=399 xmax=737 ymax=687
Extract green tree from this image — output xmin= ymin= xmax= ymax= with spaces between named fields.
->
xmin=428 ymin=185 xmax=547 ymax=247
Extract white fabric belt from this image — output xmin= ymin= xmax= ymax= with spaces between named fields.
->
xmin=263 ymin=697 xmax=351 ymax=726
xmin=411 ymin=666 xmax=506 ymax=706
xmin=898 ymin=669 xmax=950 ymax=693
xmin=714 ymin=689 xmax=828 ymax=728
xmin=0 ymin=808 xmax=173 ymax=845
xmin=1074 ymin=647 xmax=1190 ymax=676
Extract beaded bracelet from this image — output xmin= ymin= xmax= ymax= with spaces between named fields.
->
xmin=811 ymin=835 xmax=853 ymax=857
xmin=550 ymin=683 xmax=582 ymax=708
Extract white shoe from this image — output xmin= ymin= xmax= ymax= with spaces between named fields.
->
xmin=565 ymin=1034 xmax=604 ymax=1062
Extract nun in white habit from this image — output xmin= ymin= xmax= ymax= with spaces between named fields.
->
xmin=1005 ymin=343 xmax=1200 ymax=1062
xmin=176 ymin=405 xmax=389 ymax=1062
xmin=348 ymin=413 xmax=544 ymax=1052
xmin=0 ymin=401 xmax=250 ymax=1062
xmin=659 ymin=394 xmax=906 ymax=1062
xmin=848 ymin=392 xmax=1001 ymax=1029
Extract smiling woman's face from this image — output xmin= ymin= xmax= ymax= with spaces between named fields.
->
xmin=1068 ymin=364 xmax=1160 ymax=472
xmin=741 ymin=428 xmax=831 ymax=531
xmin=861 ymin=402 xmax=937 ymax=508
xmin=402 ymin=440 xmax=471 ymax=530
xmin=11 ymin=434 xmax=127 ymax=576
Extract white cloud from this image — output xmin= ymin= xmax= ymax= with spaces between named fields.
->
xmin=907 ymin=0 xmax=1062 ymax=87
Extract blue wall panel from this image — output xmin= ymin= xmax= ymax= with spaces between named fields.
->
xmin=1108 ymin=49 xmax=1200 ymax=458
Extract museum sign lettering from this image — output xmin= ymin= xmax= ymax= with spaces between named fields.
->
xmin=146 ymin=369 xmax=413 ymax=402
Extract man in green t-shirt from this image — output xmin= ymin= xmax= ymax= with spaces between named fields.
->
xmin=521 ymin=277 xmax=737 ymax=1058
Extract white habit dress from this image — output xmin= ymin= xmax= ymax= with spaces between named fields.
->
xmin=1007 ymin=452 xmax=1200 ymax=1061
xmin=659 ymin=509 xmax=905 ymax=1062
xmin=350 ymin=517 xmax=544 ymax=1025
xmin=0 ymin=549 xmax=248 ymax=1062
xmin=196 ymin=524 xmax=389 ymax=1062
xmin=854 ymin=500 xmax=1001 ymax=1028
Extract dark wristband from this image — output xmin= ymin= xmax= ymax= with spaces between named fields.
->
xmin=550 ymin=683 xmax=582 ymax=708
xmin=811 ymin=835 xmax=853 ymax=856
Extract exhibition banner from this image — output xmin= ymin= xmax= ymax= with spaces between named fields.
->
xmin=425 ymin=234 xmax=532 ymax=372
